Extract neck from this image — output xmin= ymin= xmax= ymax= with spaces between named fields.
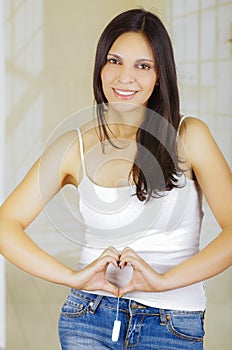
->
xmin=105 ymin=104 xmax=146 ymax=139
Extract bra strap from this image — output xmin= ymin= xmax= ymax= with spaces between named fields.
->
xmin=77 ymin=128 xmax=87 ymax=176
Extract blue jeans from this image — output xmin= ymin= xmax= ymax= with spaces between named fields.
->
xmin=58 ymin=289 xmax=205 ymax=349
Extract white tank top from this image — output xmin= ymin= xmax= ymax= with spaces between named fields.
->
xmin=76 ymin=119 xmax=206 ymax=311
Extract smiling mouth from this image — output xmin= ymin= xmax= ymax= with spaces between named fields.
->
xmin=113 ymin=88 xmax=138 ymax=97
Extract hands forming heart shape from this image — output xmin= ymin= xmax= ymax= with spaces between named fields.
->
xmin=74 ymin=246 xmax=165 ymax=298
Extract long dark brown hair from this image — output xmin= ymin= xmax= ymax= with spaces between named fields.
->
xmin=93 ymin=8 xmax=181 ymax=201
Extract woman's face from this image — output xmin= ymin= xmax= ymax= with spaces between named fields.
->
xmin=101 ymin=32 xmax=158 ymax=112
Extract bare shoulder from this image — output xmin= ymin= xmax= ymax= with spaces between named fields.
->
xmin=178 ymin=115 xmax=230 ymax=181
xmin=39 ymin=130 xmax=80 ymax=187
xmin=43 ymin=130 xmax=79 ymax=152
xmin=79 ymin=118 xmax=100 ymax=152
xmin=179 ymin=116 xmax=231 ymax=228
xmin=178 ymin=116 xmax=213 ymax=160
xmin=61 ymin=119 xmax=100 ymax=185
xmin=46 ymin=130 xmax=80 ymax=161
xmin=179 ymin=116 xmax=209 ymax=140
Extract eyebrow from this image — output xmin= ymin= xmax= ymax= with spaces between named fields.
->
xmin=107 ymin=52 xmax=154 ymax=63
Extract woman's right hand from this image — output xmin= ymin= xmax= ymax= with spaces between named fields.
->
xmin=71 ymin=247 xmax=120 ymax=296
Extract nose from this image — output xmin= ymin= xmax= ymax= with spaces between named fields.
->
xmin=118 ymin=66 xmax=136 ymax=84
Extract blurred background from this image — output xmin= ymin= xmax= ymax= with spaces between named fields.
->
xmin=0 ymin=0 xmax=231 ymax=349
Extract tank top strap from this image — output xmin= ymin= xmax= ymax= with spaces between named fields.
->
xmin=176 ymin=115 xmax=188 ymax=140
xmin=77 ymin=128 xmax=87 ymax=176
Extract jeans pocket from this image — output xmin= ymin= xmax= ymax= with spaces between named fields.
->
xmin=167 ymin=311 xmax=205 ymax=342
xmin=60 ymin=293 xmax=91 ymax=318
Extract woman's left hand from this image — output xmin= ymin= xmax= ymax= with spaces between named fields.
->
xmin=118 ymin=247 xmax=165 ymax=297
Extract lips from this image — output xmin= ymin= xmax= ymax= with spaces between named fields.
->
xmin=113 ymin=88 xmax=138 ymax=99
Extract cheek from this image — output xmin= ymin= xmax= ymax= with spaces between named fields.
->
xmin=101 ymin=67 xmax=115 ymax=100
xmin=100 ymin=68 xmax=106 ymax=87
xmin=101 ymin=66 xmax=117 ymax=85
xmin=100 ymin=70 xmax=108 ymax=96
xmin=143 ymin=75 xmax=157 ymax=94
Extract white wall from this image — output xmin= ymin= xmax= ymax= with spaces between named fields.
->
xmin=0 ymin=0 xmax=6 ymax=347
xmin=167 ymin=0 xmax=232 ymax=166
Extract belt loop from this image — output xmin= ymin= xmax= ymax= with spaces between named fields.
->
xmin=88 ymin=295 xmax=104 ymax=314
xmin=159 ymin=309 xmax=167 ymax=326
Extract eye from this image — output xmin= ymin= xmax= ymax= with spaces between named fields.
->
xmin=107 ymin=57 xmax=121 ymax=65
xmin=137 ymin=63 xmax=152 ymax=70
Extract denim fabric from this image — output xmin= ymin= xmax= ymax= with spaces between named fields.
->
xmin=58 ymin=289 xmax=205 ymax=350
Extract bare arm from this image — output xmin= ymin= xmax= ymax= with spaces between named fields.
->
xmin=0 ymin=130 xmax=119 ymax=295
xmin=0 ymin=131 xmax=80 ymax=285
xmin=119 ymin=118 xmax=232 ymax=296
xmin=162 ymin=117 xmax=232 ymax=289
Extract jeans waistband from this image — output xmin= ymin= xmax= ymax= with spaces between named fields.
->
xmin=70 ymin=289 xmax=205 ymax=320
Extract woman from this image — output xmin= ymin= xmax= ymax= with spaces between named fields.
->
xmin=0 ymin=8 xmax=231 ymax=350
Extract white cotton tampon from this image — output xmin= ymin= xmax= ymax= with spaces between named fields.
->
xmin=112 ymin=297 xmax=121 ymax=342
xmin=112 ymin=320 xmax=121 ymax=342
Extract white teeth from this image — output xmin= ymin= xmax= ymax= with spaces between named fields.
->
xmin=114 ymin=89 xmax=136 ymax=96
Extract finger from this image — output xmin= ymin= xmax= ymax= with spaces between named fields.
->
xmin=119 ymin=256 xmax=138 ymax=270
xmin=101 ymin=247 xmax=120 ymax=262
xmin=97 ymin=255 xmax=120 ymax=269
xmin=120 ymin=251 xmax=145 ymax=270
xmin=120 ymin=246 xmax=135 ymax=257
xmin=119 ymin=259 xmax=128 ymax=269
xmin=104 ymin=246 xmax=120 ymax=255
xmin=120 ymin=247 xmax=137 ymax=262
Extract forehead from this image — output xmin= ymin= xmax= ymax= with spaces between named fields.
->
xmin=109 ymin=32 xmax=154 ymax=58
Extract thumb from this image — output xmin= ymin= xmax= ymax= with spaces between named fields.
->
xmin=118 ymin=283 xmax=134 ymax=298
xmin=103 ymin=281 xmax=119 ymax=297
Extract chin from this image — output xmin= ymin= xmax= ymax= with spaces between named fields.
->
xmin=109 ymin=101 xmax=143 ymax=113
